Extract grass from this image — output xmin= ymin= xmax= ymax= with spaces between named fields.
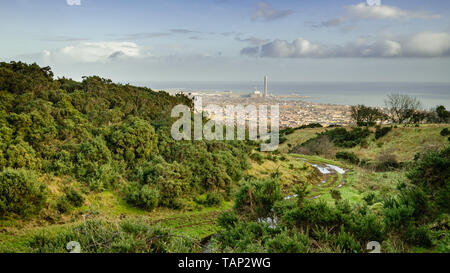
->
xmin=345 ymin=124 xmax=448 ymax=162
xmin=0 ymin=189 xmax=233 ymax=252
xmin=282 ymin=124 xmax=449 ymax=163
xmin=279 ymin=128 xmax=326 ymax=153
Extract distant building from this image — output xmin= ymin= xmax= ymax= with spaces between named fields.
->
xmin=251 ymin=89 xmax=262 ymax=98
xmin=264 ymin=75 xmax=268 ymax=97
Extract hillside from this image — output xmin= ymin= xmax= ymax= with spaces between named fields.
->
xmin=0 ymin=62 xmax=448 ymax=253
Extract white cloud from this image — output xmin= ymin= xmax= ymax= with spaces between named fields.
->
xmin=252 ymin=2 xmax=293 ymax=22
xmin=42 ymin=42 xmax=149 ymax=63
xmin=66 ymin=0 xmax=81 ymax=6
xmin=347 ymin=2 xmax=440 ymax=19
xmin=313 ymin=2 xmax=439 ymax=28
xmin=241 ymin=32 xmax=450 ymax=58
xmin=403 ymin=32 xmax=450 ymax=57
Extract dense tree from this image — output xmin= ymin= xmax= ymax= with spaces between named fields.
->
xmin=436 ymin=106 xmax=450 ymax=123
xmin=350 ymin=104 xmax=385 ymax=126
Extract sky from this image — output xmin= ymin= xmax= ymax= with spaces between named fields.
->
xmin=1 ymin=0 xmax=450 ymax=83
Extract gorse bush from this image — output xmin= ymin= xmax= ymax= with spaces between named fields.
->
xmin=0 ymin=168 xmax=47 ymax=217
xmin=335 ymin=151 xmax=360 ymax=164
xmin=234 ymin=179 xmax=283 ymax=219
xmin=126 ymin=183 xmax=160 ymax=211
xmin=324 ymin=127 xmax=370 ymax=148
xmin=440 ymin=128 xmax=449 ymax=136
xmin=375 ymin=126 xmax=393 ymax=139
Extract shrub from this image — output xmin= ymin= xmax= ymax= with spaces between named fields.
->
xmin=217 ymin=211 xmax=239 ymax=229
xmin=56 ymin=197 xmax=72 ymax=214
xmin=108 ymin=117 xmax=158 ymax=163
xmin=376 ymin=150 xmax=400 ymax=171
xmin=5 ymin=140 xmax=40 ymax=170
xmin=363 ymin=192 xmax=376 ymax=205
xmin=405 ymin=226 xmax=433 ymax=248
xmin=205 ymin=192 xmax=223 ymax=207
xmin=65 ymin=188 xmax=84 ymax=208
xmin=336 ymin=151 xmax=360 ymax=164
xmin=234 ymin=179 xmax=283 ymax=218
xmin=334 ymin=228 xmax=361 ymax=253
xmin=266 ymin=230 xmax=309 ymax=253
xmin=330 ymin=189 xmax=342 ymax=201
xmin=325 ymin=127 xmax=370 ymax=148
xmin=126 ymin=184 xmax=160 ymax=211
xmin=250 ymin=152 xmax=264 ymax=164
xmin=440 ymin=128 xmax=450 ymax=136
xmin=407 ymin=147 xmax=450 ymax=218
xmin=375 ymin=126 xmax=393 ymax=139
xmin=0 ymin=168 xmax=47 ymax=217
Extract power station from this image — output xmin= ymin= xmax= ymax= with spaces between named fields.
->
xmin=264 ymin=75 xmax=268 ymax=97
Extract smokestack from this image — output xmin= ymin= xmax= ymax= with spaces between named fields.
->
xmin=264 ymin=75 xmax=268 ymax=97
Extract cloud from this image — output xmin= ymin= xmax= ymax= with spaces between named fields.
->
xmin=117 ymin=32 xmax=171 ymax=40
xmin=240 ymin=46 xmax=260 ymax=56
xmin=347 ymin=2 xmax=440 ymax=19
xmin=41 ymin=42 xmax=149 ymax=63
xmin=235 ymin=36 xmax=269 ymax=46
xmin=40 ymin=36 xmax=89 ymax=42
xmin=241 ymin=32 xmax=450 ymax=58
xmin=66 ymin=0 xmax=81 ymax=6
xmin=252 ymin=2 xmax=293 ymax=22
xmin=312 ymin=2 xmax=440 ymax=28
xmin=170 ymin=29 xmax=198 ymax=34
xmin=310 ymin=17 xmax=347 ymax=28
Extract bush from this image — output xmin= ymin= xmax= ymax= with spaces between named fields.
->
xmin=407 ymin=147 xmax=450 ymax=219
xmin=405 ymin=226 xmax=433 ymax=248
xmin=334 ymin=228 xmax=361 ymax=253
xmin=266 ymin=230 xmax=309 ymax=253
xmin=234 ymin=179 xmax=283 ymax=218
xmin=205 ymin=192 xmax=223 ymax=207
xmin=325 ymin=127 xmax=370 ymax=148
xmin=376 ymin=150 xmax=400 ymax=171
xmin=0 ymin=168 xmax=47 ymax=217
xmin=217 ymin=211 xmax=239 ymax=229
xmin=56 ymin=197 xmax=72 ymax=214
xmin=375 ymin=126 xmax=392 ymax=139
xmin=65 ymin=188 xmax=84 ymax=208
xmin=250 ymin=152 xmax=264 ymax=164
xmin=330 ymin=189 xmax=342 ymax=201
xmin=440 ymin=128 xmax=450 ymax=136
xmin=126 ymin=184 xmax=160 ymax=211
xmin=336 ymin=151 xmax=360 ymax=164
xmin=363 ymin=192 xmax=376 ymax=205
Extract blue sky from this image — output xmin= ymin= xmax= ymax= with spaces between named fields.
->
xmin=1 ymin=0 xmax=450 ymax=82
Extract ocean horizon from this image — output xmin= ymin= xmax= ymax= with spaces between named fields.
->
xmin=136 ymin=81 xmax=450 ymax=109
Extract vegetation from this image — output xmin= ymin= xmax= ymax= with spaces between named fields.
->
xmin=0 ymin=61 xmax=251 ymax=219
xmin=351 ymin=105 xmax=385 ymax=126
xmin=0 ymin=62 xmax=448 ymax=253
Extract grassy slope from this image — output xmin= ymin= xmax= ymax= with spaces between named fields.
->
xmin=278 ymin=128 xmax=326 ymax=153
xmin=283 ymin=124 xmax=449 ymax=162
xmin=0 ymin=189 xmax=232 ymax=252
xmin=346 ymin=125 xmax=448 ymax=162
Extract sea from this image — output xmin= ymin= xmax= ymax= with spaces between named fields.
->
xmin=138 ymin=81 xmax=450 ymax=109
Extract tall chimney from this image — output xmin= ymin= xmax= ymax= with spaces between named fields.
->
xmin=264 ymin=75 xmax=268 ymax=97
